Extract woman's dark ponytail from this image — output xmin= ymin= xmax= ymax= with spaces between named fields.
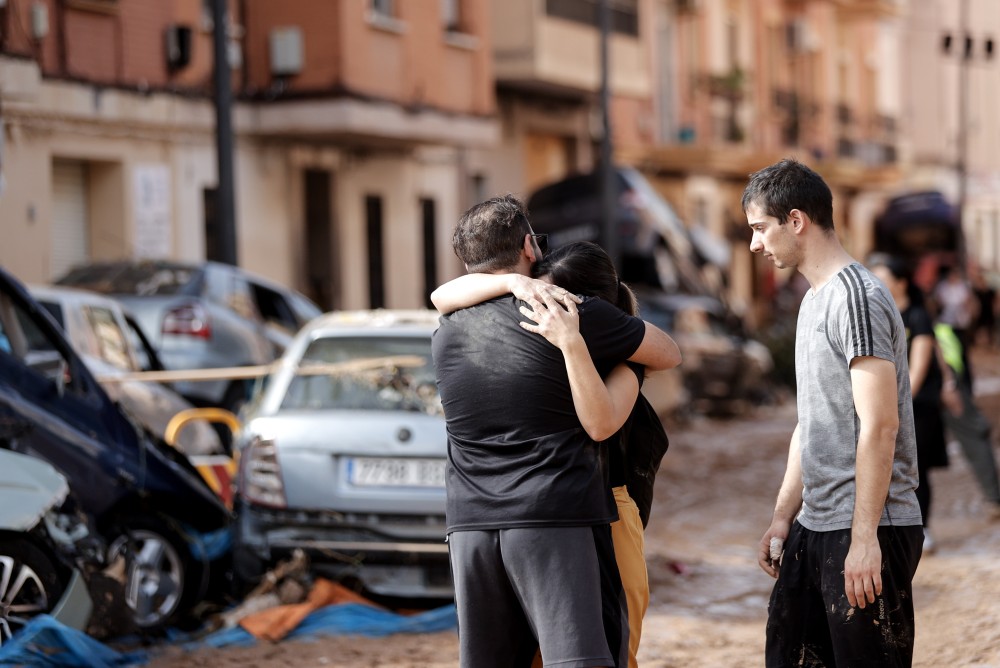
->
xmin=617 ymin=280 xmax=638 ymax=317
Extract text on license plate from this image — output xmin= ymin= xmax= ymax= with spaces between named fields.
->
xmin=347 ymin=457 xmax=446 ymax=488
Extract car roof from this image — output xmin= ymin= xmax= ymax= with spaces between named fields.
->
xmin=28 ymin=284 xmax=127 ymax=311
xmin=303 ymin=309 xmax=441 ymax=337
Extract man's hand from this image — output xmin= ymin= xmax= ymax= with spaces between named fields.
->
xmin=758 ymin=519 xmax=791 ymax=578
xmin=508 ymin=275 xmax=582 ymax=309
xmin=843 ymin=535 xmax=882 ymax=608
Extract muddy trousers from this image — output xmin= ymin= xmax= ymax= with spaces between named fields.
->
xmin=765 ymin=522 xmax=923 ymax=668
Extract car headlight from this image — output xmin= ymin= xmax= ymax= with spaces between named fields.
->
xmin=239 ymin=437 xmax=287 ymax=508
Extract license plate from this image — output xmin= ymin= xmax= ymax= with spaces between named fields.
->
xmin=347 ymin=457 xmax=446 ymax=488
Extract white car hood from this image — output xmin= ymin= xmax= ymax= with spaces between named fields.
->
xmin=0 ymin=450 xmax=70 ymax=531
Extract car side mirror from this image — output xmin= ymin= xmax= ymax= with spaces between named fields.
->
xmin=25 ymin=350 xmax=71 ymax=397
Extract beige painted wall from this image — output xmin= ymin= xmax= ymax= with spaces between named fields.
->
xmin=1 ymin=55 xmax=483 ymax=306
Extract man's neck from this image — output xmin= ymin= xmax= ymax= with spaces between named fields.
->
xmin=798 ymin=235 xmax=855 ymax=293
xmin=487 ymin=260 xmax=532 ymax=278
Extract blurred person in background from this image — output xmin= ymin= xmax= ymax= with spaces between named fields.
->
xmin=933 ymin=320 xmax=1000 ymax=520
xmin=970 ymin=267 xmax=998 ymax=349
xmin=869 ymin=254 xmax=959 ymax=552
xmin=933 ymin=265 xmax=976 ymax=383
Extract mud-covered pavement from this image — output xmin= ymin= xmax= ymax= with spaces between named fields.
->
xmin=148 ymin=349 xmax=1000 ymax=668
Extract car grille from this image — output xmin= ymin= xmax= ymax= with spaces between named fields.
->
xmin=253 ymin=506 xmax=446 ymax=530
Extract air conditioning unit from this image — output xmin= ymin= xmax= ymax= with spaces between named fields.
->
xmin=165 ymin=24 xmax=193 ymax=71
xmin=270 ymin=27 xmax=304 ymax=77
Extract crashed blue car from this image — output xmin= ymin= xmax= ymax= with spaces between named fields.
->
xmin=0 ymin=265 xmax=232 ymax=630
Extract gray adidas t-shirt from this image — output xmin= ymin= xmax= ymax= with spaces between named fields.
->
xmin=794 ymin=262 xmax=922 ymax=531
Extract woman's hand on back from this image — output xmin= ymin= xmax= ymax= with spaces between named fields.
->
xmin=518 ymin=291 xmax=583 ymax=352
xmin=508 ymin=275 xmax=582 ymax=310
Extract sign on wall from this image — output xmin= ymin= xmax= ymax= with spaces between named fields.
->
xmin=0 ymin=118 xmax=6 ymax=199
xmin=133 ymin=164 xmax=172 ymax=258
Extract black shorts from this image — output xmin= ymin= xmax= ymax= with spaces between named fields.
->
xmin=448 ymin=525 xmax=627 ymax=668
xmin=766 ymin=521 xmax=923 ymax=668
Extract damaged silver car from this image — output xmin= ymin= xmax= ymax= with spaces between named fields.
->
xmin=233 ymin=310 xmax=450 ymax=601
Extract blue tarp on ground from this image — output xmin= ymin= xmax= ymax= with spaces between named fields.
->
xmin=0 ymin=604 xmax=458 ymax=667
xmin=0 ymin=615 xmax=146 ymax=667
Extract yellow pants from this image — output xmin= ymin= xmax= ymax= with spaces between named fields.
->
xmin=611 ymin=485 xmax=649 ymax=668
xmin=531 ymin=486 xmax=648 ymax=668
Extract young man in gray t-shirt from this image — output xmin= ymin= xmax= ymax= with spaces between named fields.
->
xmin=743 ymin=159 xmax=923 ymax=667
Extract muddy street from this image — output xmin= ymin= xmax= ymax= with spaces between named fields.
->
xmin=148 ymin=350 xmax=1000 ymax=668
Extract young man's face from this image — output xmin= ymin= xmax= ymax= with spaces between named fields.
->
xmin=746 ymin=202 xmax=799 ymax=270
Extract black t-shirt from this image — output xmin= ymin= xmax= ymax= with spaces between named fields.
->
xmin=902 ymin=303 xmax=942 ymax=405
xmin=433 ymin=294 xmax=647 ymax=532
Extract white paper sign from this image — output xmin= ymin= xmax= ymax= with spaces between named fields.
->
xmin=133 ymin=164 xmax=172 ymax=258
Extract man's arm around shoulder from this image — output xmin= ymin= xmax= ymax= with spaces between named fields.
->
xmin=629 ymin=321 xmax=682 ymax=371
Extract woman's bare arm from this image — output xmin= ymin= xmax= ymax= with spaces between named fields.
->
xmin=430 ymin=273 xmax=580 ymax=314
xmin=519 ymin=292 xmax=639 ymax=440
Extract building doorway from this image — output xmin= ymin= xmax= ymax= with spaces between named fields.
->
xmin=51 ymin=159 xmax=90 ymax=280
xmin=304 ymin=169 xmax=339 ymax=311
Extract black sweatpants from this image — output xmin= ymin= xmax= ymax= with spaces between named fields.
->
xmin=766 ymin=521 xmax=923 ymax=668
xmin=448 ymin=525 xmax=627 ymax=668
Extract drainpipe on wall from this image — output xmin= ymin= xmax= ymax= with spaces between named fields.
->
xmin=598 ymin=0 xmax=618 ymax=270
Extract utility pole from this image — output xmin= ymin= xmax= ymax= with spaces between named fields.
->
xmin=943 ymin=0 xmax=995 ymax=270
xmin=212 ymin=0 xmax=238 ymax=266
xmin=598 ymin=0 xmax=618 ymax=270
xmin=957 ymin=0 xmax=969 ymax=267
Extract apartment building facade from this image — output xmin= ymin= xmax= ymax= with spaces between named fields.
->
xmin=0 ymin=0 xmax=497 ymax=310
xmin=475 ymin=0 xmax=656 ymax=197
xmin=900 ymin=0 xmax=1000 ymax=273
xmin=608 ymin=0 xmax=907 ymax=325
xmin=6 ymin=0 xmax=997 ymax=318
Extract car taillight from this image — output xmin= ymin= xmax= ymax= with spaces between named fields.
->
xmin=162 ymin=303 xmax=212 ymax=339
xmin=619 ymin=189 xmax=645 ymax=212
xmin=239 ymin=437 xmax=286 ymax=508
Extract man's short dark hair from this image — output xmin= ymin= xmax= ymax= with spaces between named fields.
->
xmin=452 ymin=194 xmax=533 ymax=273
xmin=742 ymin=158 xmax=835 ymax=232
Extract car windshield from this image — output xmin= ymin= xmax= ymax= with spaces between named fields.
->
xmin=58 ymin=265 xmax=200 ymax=296
xmin=281 ymin=336 xmax=441 ymax=415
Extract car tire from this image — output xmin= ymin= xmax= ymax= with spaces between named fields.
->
xmin=0 ymin=535 xmax=66 ymax=645
xmin=106 ymin=516 xmax=196 ymax=630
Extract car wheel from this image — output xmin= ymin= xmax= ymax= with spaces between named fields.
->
xmin=0 ymin=536 xmax=65 ymax=645
xmin=107 ymin=517 xmax=193 ymax=630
